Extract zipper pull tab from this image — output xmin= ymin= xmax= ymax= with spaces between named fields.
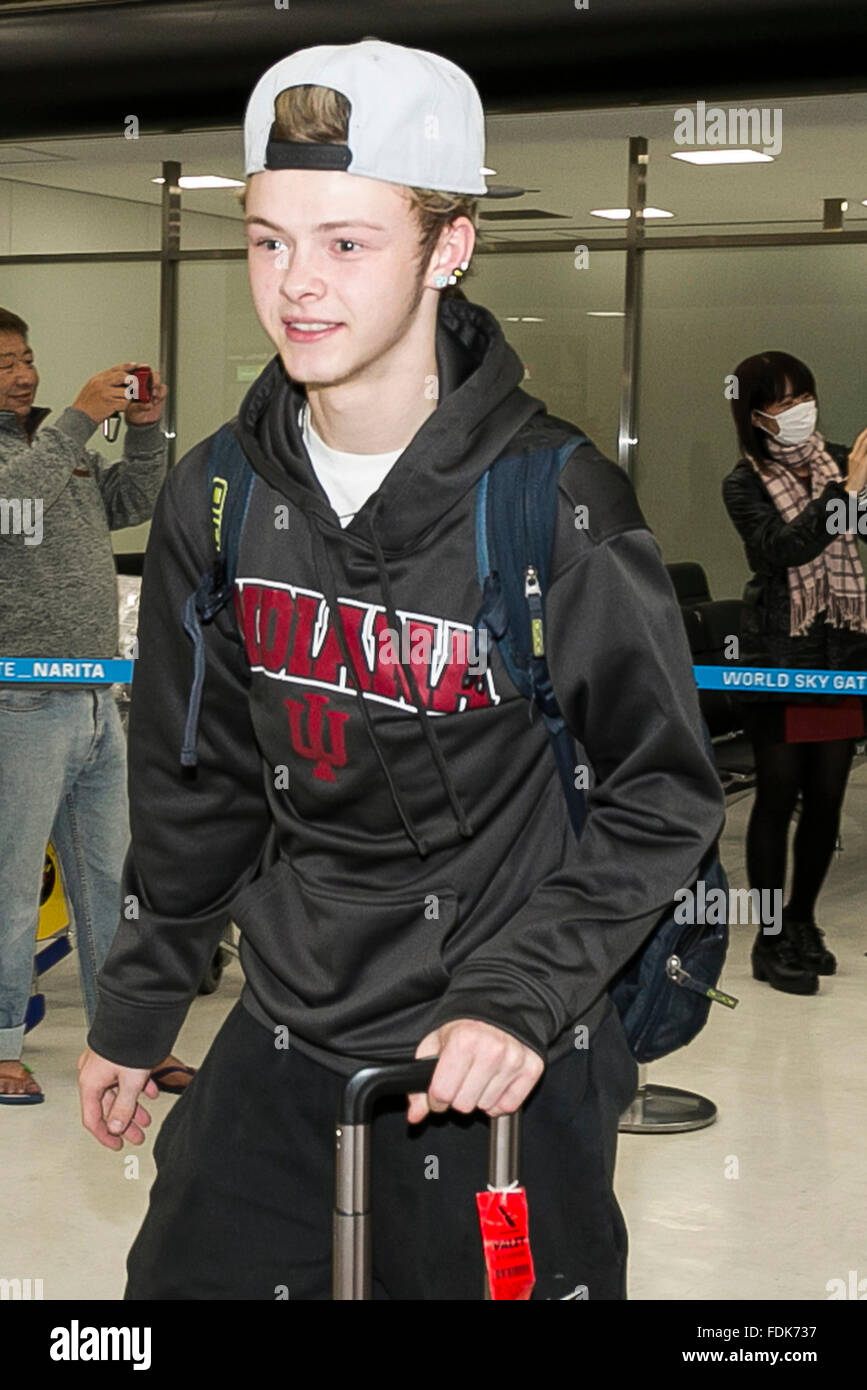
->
xmin=666 ymin=955 xmax=739 ymax=1009
xmin=524 ymin=565 xmax=545 ymax=657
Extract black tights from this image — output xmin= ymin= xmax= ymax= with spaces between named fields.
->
xmin=747 ymin=737 xmax=854 ymax=920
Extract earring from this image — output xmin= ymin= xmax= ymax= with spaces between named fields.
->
xmin=434 ymin=274 xmax=448 ymax=288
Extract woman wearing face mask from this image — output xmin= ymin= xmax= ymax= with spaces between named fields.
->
xmin=722 ymin=350 xmax=867 ymax=996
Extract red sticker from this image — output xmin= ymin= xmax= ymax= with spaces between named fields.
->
xmin=476 ymin=1187 xmax=536 ymax=1300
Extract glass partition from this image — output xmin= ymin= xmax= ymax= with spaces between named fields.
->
xmin=635 ymin=244 xmax=867 ymax=599
xmin=176 ymin=260 xmax=273 ymax=462
xmin=0 ymin=177 xmax=161 ymax=255
xmin=472 ymin=251 xmax=625 ymax=461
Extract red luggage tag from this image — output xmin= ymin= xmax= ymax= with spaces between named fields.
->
xmin=476 ymin=1182 xmax=535 ymax=1300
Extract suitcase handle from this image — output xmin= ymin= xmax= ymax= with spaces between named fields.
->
xmin=338 ymin=1057 xmax=439 ymax=1124
xmin=333 ymin=1057 xmax=521 ymax=1299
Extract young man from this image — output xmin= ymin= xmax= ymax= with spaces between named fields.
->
xmin=79 ymin=39 xmax=725 ymax=1299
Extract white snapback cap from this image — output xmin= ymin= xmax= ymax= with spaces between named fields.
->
xmin=244 ymin=38 xmax=487 ymax=195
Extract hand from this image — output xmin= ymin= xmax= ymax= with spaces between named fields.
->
xmin=125 ymin=366 xmax=167 ymax=426
xmin=72 ymin=363 xmax=141 ymax=426
xmin=407 ymin=1018 xmax=544 ymax=1125
xmin=844 ymin=427 xmax=867 ymax=492
xmin=77 ymin=1047 xmax=159 ymax=1151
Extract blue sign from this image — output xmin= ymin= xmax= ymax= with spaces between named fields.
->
xmin=693 ymin=665 xmax=867 ymax=693
xmin=0 ymin=658 xmax=134 ymax=683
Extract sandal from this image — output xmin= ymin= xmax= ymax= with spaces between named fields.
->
xmin=149 ymin=1061 xmax=197 ymax=1095
xmin=0 ymin=1060 xmax=45 ymax=1106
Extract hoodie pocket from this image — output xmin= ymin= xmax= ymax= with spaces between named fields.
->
xmin=230 ymin=858 xmax=456 ymax=1041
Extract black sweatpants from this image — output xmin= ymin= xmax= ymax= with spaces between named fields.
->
xmin=125 ymin=999 xmax=638 ymax=1301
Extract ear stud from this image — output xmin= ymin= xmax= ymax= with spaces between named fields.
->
xmin=436 ymin=260 xmax=471 ymax=289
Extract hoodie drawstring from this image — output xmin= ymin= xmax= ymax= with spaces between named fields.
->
xmin=309 ymin=506 xmax=473 ymax=857
xmin=310 ymin=517 xmax=430 ymax=856
xmin=365 ymin=499 xmax=474 ymax=842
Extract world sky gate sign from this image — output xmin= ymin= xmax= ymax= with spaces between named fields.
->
xmin=694 ymin=666 xmax=867 ymax=693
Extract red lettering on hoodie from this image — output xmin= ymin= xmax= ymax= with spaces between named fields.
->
xmin=371 ymin=610 xmax=414 ymax=704
xmin=258 ymin=586 xmax=295 ymax=673
xmin=234 ymin=584 xmax=263 ymax=664
xmin=310 ymin=615 xmax=347 ymax=687
xmin=430 ymin=629 xmax=495 ymax=713
xmin=328 ymin=601 xmax=373 ymax=694
xmin=287 ymin=592 xmax=318 ymax=679
xmin=404 ymin=619 xmax=436 ymax=707
xmin=235 ymin=578 xmax=497 ymax=715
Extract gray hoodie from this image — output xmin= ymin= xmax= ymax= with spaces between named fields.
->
xmin=0 ymin=405 xmax=167 ymax=680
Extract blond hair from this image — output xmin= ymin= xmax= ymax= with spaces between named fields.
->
xmin=241 ymin=84 xmax=480 ymax=292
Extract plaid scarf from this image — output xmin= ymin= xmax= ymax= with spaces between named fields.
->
xmin=749 ymin=432 xmax=867 ymax=638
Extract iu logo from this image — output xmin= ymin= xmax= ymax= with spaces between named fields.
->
xmin=285 ymin=692 xmax=350 ymax=783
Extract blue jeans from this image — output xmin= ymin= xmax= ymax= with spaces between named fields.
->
xmin=0 ymin=686 xmax=129 ymax=1060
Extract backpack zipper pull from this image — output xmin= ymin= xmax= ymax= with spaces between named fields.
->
xmin=666 ymin=955 xmax=739 ymax=1009
xmin=524 ymin=565 xmax=545 ymax=657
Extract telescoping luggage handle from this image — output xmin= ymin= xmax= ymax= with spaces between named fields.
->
xmin=333 ymin=1058 xmax=521 ymax=1300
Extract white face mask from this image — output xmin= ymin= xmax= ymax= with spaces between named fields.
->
xmin=756 ymin=399 xmax=817 ymax=445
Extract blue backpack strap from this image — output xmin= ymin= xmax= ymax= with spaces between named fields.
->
xmin=180 ymin=426 xmax=255 ymax=766
xmin=474 ymin=434 xmax=589 ymax=835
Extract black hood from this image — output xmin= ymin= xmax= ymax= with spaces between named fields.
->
xmin=232 ymin=297 xmax=544 ymax=553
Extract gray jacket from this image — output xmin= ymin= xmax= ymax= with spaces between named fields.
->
xmin=0 ymin=404 xmax=167 ymax=681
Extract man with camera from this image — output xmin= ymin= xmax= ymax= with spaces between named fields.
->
xmin=0 ymin=306 xmax=192 ymax=1103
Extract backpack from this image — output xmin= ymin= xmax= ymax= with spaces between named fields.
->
xmin=182 ymin=424 xmax=738 ymax=1064
xmin=473 ymin=432 xmax=738 ymax=1062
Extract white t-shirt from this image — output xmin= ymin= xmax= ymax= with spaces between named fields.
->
xmin=300 ymin=402 xmax=403 ymax=528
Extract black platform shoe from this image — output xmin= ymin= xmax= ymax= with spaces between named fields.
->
xmin=751 ymin=918 xmax=819 ymax=995
xmin=785 ymin=911 xmax=837 ymax=976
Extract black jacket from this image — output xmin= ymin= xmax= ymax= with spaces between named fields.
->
xmin=722 ymin=443 xmax=867 ymax=680
xmin=88 ymin=298 xmax=725 ymax=1076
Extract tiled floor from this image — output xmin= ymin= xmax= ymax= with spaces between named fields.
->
xmin=3 ymin=766 xmax=865 ymax=1301
xmin=621 ymin=758 xmax=867 ymax=1300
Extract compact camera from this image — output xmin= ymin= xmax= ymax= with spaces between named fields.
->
xmin=103 ymin=364 xmax=154 ymax=440
xmin=126 ymin=365 xmax=153 ymax=404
